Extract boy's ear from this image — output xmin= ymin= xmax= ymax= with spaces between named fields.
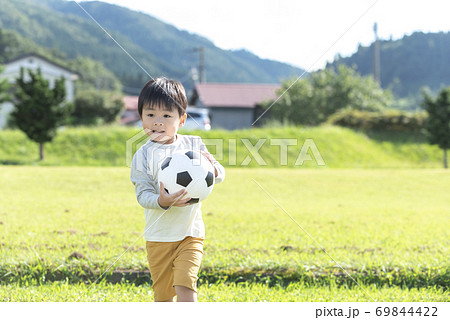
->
xmin=179 ymin=113 xmax=187 ymax=127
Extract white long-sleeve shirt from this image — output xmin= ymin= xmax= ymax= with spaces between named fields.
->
xmin=130 ymin=134 xmax=225 ymax=242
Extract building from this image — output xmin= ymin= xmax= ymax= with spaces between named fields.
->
xmin=0 ymin=53 xmax=79 ymax=129
xmin=189 ymin=83 xmax=280 ymax=130
xmin=120 ymin=95 xmax=140 ymax=126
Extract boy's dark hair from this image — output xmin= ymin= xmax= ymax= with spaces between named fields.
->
xmin=138 ymin=77 xmax=187 ymax=118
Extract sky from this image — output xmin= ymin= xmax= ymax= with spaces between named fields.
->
xmin=97 ymin=0 xmax=450 ymax=71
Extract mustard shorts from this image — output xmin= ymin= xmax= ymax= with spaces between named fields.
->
xmin=146 ymin=236 xmax=204 ymax=301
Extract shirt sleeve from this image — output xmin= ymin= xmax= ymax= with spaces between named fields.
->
xmin=199 ymin=139 xmax=226 ymax=184
xmin=130 ymin=149 xmax=165 ymax=210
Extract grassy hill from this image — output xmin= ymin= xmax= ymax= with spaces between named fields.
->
xmin=0 ymin=125 xmax=442 ymax=168
xmin=0 ymin=0 xmax=304 ymax=94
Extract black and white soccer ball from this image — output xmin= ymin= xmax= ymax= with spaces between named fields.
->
xmin=158 ymin=150 xmax=215 ymax=204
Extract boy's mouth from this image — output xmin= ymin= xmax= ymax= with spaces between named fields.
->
xmin=151 ymin=130 xmax=165 ymax=134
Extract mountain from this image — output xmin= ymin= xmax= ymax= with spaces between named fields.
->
xmin=0 ymin=27 xmax=124 ymax=93
xmin=327 ymin=32 xmax=450 ymax=100
xmin=0 ymin=0 xmax=304 ymax=94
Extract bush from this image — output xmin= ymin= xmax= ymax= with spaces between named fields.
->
xmin=328 ymin=108 xmax=427 ymax=132
xmin=69 ymin=90 xmax=124 ymax=126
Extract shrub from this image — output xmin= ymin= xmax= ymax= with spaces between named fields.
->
xmin=328 ymin=108 xmax=427 ymax=132
xmin=69 ymin=90 xmax=124 ymax=126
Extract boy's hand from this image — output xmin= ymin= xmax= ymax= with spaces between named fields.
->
xmin=201 ymin=151 xmax=218 ymax=177
xmin=158 ymin=182 xmax=191 ymax=209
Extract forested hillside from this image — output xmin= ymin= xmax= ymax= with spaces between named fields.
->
xmin=1 ymin=0 xmax=448 ymax=101
xmin=328 ymin=32 xmax=450 ymax=101
xmin=0 ymin=0 xmax=303 ymax=94
xmin=0 ymin=28 xmax=122 ymax=92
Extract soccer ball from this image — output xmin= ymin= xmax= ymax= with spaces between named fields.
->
xmin=158 ymin=150 xmax=215 ymax=204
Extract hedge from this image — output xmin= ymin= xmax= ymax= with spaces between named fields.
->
xmin=328 ymin=109 xmax=427 ymax=132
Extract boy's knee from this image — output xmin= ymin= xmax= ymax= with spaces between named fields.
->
xmin=175 ymin=285 xmax=197 ymax=302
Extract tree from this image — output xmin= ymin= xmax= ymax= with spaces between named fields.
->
xmin=0 ymin=28 xmax=22 ymax=63
xmin=262 ymin=65 xmax=393 ymax=126
xmin=70 ymin=89 xmax=124 ymax=126
xmin=422 ymin=87 xmax=450 ymax=168
xmin=66 ymin=56 xmax=122 ymax=93
xmin=0 ymin=65 xmax=11 ymax=104
xmin=11 ymin=68 xmax=71 ymax=161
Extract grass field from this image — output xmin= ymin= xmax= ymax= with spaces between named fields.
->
xmin=0 ymin=166 xmax=448 ymax=301
xmin=1 ymin=282 xmax=447 ymax=302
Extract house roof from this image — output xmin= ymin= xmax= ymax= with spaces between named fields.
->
xmin=192 ymin=83 xmax=280 ymax=108
xmin=123 ymin=95 xmax=139 ymax=110
xmin=5 ymin=53 xmax=79 ymax=76
xmin=120 ymin=96 xmax=140 ymax=125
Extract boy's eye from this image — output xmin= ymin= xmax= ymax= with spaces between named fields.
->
xmin=164 ymin=114 xmax=171 ymax=118
xmin=147 ymin=114 xmax=154 ymax=117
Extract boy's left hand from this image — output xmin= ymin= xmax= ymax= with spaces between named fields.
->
xmin=201 ymin=151 xmax=218 ymax=177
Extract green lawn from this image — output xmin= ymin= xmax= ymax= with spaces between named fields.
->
xmin=1 ymin=281 xmax=447 ymax=302
xmin=0 ymin=166 xmax=449 ymax=301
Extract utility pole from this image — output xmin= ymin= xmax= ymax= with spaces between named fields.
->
xmin=373 ymin=22 xmax=381 ymax=85
xmin=193 ymin=47 xmax=205 ymax=83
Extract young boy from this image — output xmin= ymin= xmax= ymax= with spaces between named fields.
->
xmin=130 ymin=77 xmax=225 ymax=302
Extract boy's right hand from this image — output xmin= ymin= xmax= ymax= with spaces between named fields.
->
xmin=158 ymin=182 xmax=192 ymax=209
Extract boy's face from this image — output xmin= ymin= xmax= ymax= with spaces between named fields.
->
xmin=141 ymin=105 xmax=187 ymax=144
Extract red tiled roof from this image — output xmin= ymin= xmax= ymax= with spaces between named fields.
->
xmin=123 ymin=95 xmax=139 ymax=110
xmin=194 ymin=83 xmax=280 ymax=108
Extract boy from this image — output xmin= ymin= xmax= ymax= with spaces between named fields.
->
xmin=130 ymin=77 xmax=225 ymax=302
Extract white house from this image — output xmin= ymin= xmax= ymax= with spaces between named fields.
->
xmin=0 ymin=53 xmax=79 ymax=129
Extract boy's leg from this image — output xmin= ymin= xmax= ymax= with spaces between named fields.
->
xmin=174 ymin=285 xmax=197 ymax=302
xmin=146 ymin=241 xmax=179 ymax=302
xmin=172 ymin=237 xmax=204 ymax=302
